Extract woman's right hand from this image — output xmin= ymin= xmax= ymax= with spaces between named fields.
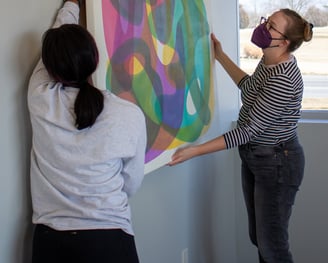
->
xmin=211 ymin=33 xmax=247 ymax=85
xmin=211 ymin=33 xmax=224 ymax=62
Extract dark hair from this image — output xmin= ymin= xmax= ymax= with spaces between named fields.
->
xmin=42 ymin=24 xmax=104 ymax=130
xmin=280 ymin=9 xmax=313 ymax=52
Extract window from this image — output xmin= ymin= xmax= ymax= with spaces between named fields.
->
xmin=239 ymin=0 xmax=328 ymax=111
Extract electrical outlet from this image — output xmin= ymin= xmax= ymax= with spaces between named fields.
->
xmin=182 ymin=248 xmax=188 ymax=263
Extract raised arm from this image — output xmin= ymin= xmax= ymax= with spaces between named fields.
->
xmin=52 ymin=0 xmax=80 ymax=28
xmin=211 ymin=33 xmax=248 ymax=86
xmin=65 ymin=0 xmax=79 ymax=4
xmin=28 ymin=1 xmax=81 ymax=92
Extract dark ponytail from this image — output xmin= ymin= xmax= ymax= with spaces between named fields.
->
xmin=42 ymin=24 xmax=104 ymax=130
xmin=74 ymin=81 xmax=104 ymax=130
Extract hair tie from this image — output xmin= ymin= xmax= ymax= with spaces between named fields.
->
xmin=78 ymin=79 xmax=89 ymax=87
xmin=304 ymin=20 xmax=313 ymax=30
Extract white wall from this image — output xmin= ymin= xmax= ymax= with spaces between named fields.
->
xmin=0 ymin=1 xmax=63 ymax=262
xmin=130 ymin=0 xmax=241 ymax=262
xmin=234 ymin=122 xmax=328 ymax=263
xmin=0 ymin=0 xmax=239 ymax=262
xmin=1 ymin=1 xmax=326 ymax=263
xmin=290 ymin=122 xmax=328 ymax=263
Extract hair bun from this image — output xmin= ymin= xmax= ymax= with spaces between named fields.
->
xmin=304 ymin=21 xmax=313 ymax=42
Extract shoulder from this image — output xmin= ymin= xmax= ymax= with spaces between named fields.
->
xmin=273 ymin=55 xmax=301 ymax=76
xmin=264 ymin=61 xmax=302 ymax=96
xmin=104 ymin=92 xmax=144 ymax=116
xmin=101 ymin=91 xmax=146 ymax=130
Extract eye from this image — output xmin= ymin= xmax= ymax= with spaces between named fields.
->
xmin=266 ymin=23 xmax=273 ymax=31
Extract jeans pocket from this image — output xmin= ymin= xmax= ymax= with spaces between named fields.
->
xmin=278 ymin=148 xmax=305 ymax=186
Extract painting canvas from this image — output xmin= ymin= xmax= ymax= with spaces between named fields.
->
xmin=86 ymin=0 xmax=215 ymax=174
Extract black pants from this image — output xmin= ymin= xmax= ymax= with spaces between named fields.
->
xmin=239 ymin=138 xmax=305 ymax=263
xmin=32 ymin=224 xmax=139 ymax=263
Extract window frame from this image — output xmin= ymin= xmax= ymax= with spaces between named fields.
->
xmin=301 ymin=110 xmax=328 ymax=121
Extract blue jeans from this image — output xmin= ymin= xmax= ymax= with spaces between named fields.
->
xmin=238 ymin=137 xmax=305 ymax=263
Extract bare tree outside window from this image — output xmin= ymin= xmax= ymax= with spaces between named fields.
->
xmin=239 ymin=0 xmax=328 ymax=110
xmin=280 ymin=0 xmax=310 ymax=13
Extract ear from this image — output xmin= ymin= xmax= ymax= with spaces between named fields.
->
xmin=277 ymin=39 xmax=290 ymax=50
xmin=283 ymin=39 xmax=290 ymax=47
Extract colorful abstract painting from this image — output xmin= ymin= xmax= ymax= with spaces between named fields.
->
xmin=87 ymin=0 xmax=214 ymax=174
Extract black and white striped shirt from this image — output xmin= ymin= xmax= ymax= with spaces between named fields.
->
xmin=224 ymin=55 xmax=303 ymax=149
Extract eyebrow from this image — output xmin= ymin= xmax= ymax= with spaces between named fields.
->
xmin=267 ymin=16 xmax=277 ymax=26
xmin=266 ymin=16 xmax=288 ymax=38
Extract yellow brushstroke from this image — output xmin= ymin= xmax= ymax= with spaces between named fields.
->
xmin=131 ymin=56 xmax=144 ymax=75
xmin=153 ymin=36 xmax=175 ymax=65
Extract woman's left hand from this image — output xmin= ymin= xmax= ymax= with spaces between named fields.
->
xmin=168 ymin=146 xmax=198 ymax=166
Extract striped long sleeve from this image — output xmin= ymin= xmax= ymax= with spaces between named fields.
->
xmin=224 ymin=56 xmax=303 ymax=149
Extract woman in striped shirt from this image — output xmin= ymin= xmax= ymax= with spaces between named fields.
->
xmin=169 ymin=9 xmax=313 ymax=263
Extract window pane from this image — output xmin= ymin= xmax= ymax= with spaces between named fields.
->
xmin=239 ymin=0 xmax=328 ymax=110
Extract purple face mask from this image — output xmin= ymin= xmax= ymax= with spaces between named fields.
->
xmin=251 ymin=23 xmax=273 ymax=49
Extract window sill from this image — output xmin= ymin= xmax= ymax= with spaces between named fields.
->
xmin=301 ymin=110 xmax=328 ymax=123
